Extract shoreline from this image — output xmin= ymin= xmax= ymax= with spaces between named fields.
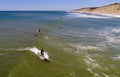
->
xmin=70 ymin=11 xmax=120 ymax=18
xmin=70 ymin=3 xmax=120 ymax=18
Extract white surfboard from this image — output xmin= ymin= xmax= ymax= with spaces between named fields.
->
xmin=39 ymin=52 xmax=49 ymax=60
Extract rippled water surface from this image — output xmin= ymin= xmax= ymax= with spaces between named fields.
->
xmin=0 ymin=11 xmax=120 ymax=77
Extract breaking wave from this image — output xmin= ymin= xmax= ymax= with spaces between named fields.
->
xmin=67 ymin=12 xmax=120 ymax=19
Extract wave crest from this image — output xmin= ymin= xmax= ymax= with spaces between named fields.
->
xmin=67 ymin=12 xmax=119 ymax=19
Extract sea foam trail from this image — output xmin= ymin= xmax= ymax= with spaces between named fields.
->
xmin=27 ymin=47 xmax=40 ymax=55
xmin=0 ymin=47 xmax=49 ymax=60
xmin=0 ymin=47 xmax=42 ymax=55
xmin=13 ymin=47 xmax=41 ymax=55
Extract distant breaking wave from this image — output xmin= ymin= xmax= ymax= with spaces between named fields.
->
xmin=67 ymin=12 xmax=120 ymax=18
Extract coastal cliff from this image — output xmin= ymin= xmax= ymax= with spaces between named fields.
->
xmin=71 ymin=3 xmax=120 ymax=15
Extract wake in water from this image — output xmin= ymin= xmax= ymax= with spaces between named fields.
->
xmin=0 ymin=47 xmax=50 ymax=61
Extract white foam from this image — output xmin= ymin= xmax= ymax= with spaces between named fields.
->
xmin=87 ymin=68 xmax=112 ymax=77
xmin=69 ymin=12 xmax=120 ymax=18
xmin=86 ymin=56 xmax=95 ymax=62
xmin=45 ymin=36 xmax=49 ymax=40
xmin=100 ymin=13 xmax=120 ymax=18
xmin=7 ymin=47 xmax=41 ymax=54
xmin=99 ymin=28 xmax=120 ymax=44
xmin=69 ymin=71 xmax=76 ymax=76
xmin=85 ymin=56 xmax=110 ymax=77
xmin=84 ymin=55 xmax=100 ymax=68
xmin=68 ymin=12 xmax=115 ymax=19
xmin=28 ymin=47 xmax=40 ymax=54
xmin=105 ymin=34 xmax=116 ymax=43
xmin=0 ymin=47 xmax=30 ymax=51
xmin=70 ymin=43 xmax=101 ymax=51
xmin=112 ymin=28 xmax=120 ymax=33
xmin=114 ymin=56 xmax=120 ymax=60
xmin=116 ymin=56 xmax=120 ymax=59
xmin=102 ymin=73 xmax=118 ymax=77
xmin=87 ymin=68 xmax=99 ymax=77
xmin=87 ymin=68 xmax=93 ymax=74
xmin=102 ymin=73 xmax=109 ymax=77
xmin=84 ymin=55 xmax=108 ymax=72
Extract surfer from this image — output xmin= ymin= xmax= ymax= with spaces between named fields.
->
xmin=40 ymin=49 xmax=49 ymax=62
xmin=41 ymin=49 xmax=44 ymax=57
xmin=38 ymin=29 xmax=40 ymax=32
xmin=34 ymin=34 xmax=37 ymax=37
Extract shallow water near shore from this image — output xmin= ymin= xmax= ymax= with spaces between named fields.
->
xmin=0 ymin=11 xmax=120 ymax=77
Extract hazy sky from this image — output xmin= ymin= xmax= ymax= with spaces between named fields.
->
xmin=0 ymin=0 xmax=120 ymax=11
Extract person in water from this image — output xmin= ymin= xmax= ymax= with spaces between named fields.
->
xmin=40 ymin=49 xmax=49 ymax=62
xmin=38 ymin=29 xmax=40 ymax=32
xmin=41 ymin=49 xmax=45 ymax=57
xmin=34 ymin=34 xmax=37 ymax=37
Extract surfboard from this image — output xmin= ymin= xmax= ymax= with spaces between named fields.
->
xmin=38 ymin=52 xmax=49 ymax=61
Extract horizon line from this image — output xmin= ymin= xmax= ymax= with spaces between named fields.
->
xmin=0 ymin=10 xmax=68 ymax=11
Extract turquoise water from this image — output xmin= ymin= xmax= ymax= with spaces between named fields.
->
xmin=0 ymin=11 xmax=120 ymax=77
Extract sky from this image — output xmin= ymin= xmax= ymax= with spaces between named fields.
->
xmin=0 ymin=0 xmax=120 ymax=11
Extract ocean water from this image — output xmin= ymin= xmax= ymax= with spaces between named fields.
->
xmin=0 ymin=11 xmax=120 ymax=77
